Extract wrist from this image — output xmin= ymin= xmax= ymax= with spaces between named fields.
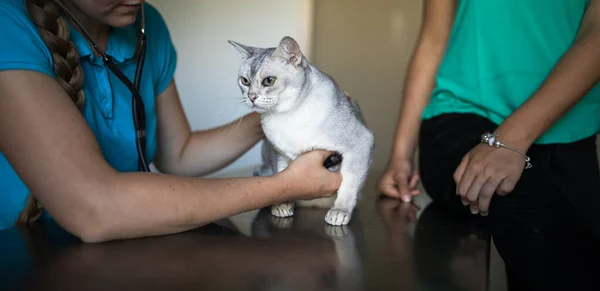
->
xmin=249 ymin=112 xmax=265 ymax=139
xmin=480 ymin=131 xmax=534 ymax=169
xmin=272 ymin=171 xmax=301 ymax=202
xmin=391 ymin=144 xmax=416 ymax=161
xmin=391 ymin=131 xmax=419 ymax=160
xmin=493 ymin=122 xmax=536 ymax=153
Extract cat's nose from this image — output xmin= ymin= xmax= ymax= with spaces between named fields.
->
xmin=249 ymin=94 xmax=258 ymax=103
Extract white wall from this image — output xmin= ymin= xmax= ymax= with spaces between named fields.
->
xmin=148 ymin=0 xmax=314 ymax=177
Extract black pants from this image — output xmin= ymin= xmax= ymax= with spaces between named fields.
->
xmin=419 ymin=113 xmax=600 ymax=289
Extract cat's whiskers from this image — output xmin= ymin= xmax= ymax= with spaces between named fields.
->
xmin=203 ymin=96 xmax=251 ymax=118
xmin=218 ymin=102 xmax=256 ymax=136
xmin=213 ymin=103 xmax=245 ymax=117
xmin=214 ymin=94 xmax=255 ymax=134
xmin=204 ymin=96 xmax=244 ymax=100
xmin=235 ymin=114 xmax=245 ymax=131
xmin=218 ymin=117 xmax=240 ymax=135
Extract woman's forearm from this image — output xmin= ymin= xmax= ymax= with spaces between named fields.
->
xmin=52 ymin=150 xmax=340 ymax=244
xmin=172 ymin=112 xmax=264 ymax=176
xmin=391 ymin=0 xmax=456 ymax=159
xmin=73 ymin=172 xmax=291 ymax=243
xmin=392 ymin=39 xmax=446 ymax=158
xmin=495 ymin=18 xmax=600 ymax=150
xmin=153 ymin=83 xmax=264 ymax=177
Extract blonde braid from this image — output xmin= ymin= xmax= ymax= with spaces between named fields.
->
xmin=16 ymin=0 xmax=85 ymax=226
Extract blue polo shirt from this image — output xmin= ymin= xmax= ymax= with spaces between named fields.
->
xmin=0 ymin=0 xmax=177 ymax=229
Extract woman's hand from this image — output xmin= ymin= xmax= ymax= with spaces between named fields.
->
xmin=377 ymin=156 xmax=421 ymax=202
xmin=280 ymin=150 xmax=343 ymax=200
xmin=453 ymin=143 xmax=527 ymax=216
xmin=451 ymin=0 xmax=600 ymax=218
xmin=375 ymin=0 xmax=456 ymax=204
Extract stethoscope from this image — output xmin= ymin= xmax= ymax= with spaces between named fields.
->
xmin=51 ymin=0 xmax=150 ymax=172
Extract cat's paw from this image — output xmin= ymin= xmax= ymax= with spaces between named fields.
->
xmin=325 ymin=209 xmax=352 ymax=225
xmin=271 ymin=202 xmax=294 ymax=217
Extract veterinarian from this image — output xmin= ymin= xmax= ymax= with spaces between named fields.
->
xmin=0 ymin=0 xmax=342 ymax=242
xmin=379 ymin=0 xmax=600 ymax=237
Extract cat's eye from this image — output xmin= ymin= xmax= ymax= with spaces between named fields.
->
xmin=262 ymin=76 xmax=277 ymax=86
xmin=240 ymin=77 xmax=250 ymax=86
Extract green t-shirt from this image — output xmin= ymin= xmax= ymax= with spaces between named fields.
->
xmin=422 ymin=0 xmax=600 ymax=144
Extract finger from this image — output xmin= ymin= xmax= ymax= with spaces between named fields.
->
xmin=470 ymin=204 xmax=479 ymax=215
xmin=409 ymin=172 xmax=420 ymax=189
xmin=397 ymin=180 xmax=412 ymax=203
xmin=465 ymin=175 xmax=487 ymax=204
xmin=478 ymin=177 xmax=502 ymax=214
xmin=457 ymin=169 xmax=476 ymax=198
xmin=461 ymin=197 xmax=470 ymax=206
xmin=410 ymin=189 xmax=422 ymax=195
xmin=377 ymin=176 xmax=401 ymax=199
xmin=379 ymin=184 xmax=401 ymax=199
xmin=496 ymin=177 xmax=517 ymax=196
xmin=453 ymin=155 xmax=470 ymax=194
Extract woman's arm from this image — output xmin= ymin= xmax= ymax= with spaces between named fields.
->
xmin=378 ymin=0 xmax=457 ymax=200
xmin=493 ymin=0 xmax=600 ymax=149
xmin=454 ymin=0 xmax=600 ymax=215
xmin=153 ymin=81 xmax=264 ymax=176
xmin=0 ymin=70 xmax=341 ymax=243
xmin=390 ymin=0 xmax=457 ymax=159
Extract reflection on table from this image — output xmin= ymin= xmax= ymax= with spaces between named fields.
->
xmin=2 ymin=180 xmax=598 ymax=291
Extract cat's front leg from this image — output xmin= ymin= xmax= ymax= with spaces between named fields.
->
xmin=271 ymin=154 xmax=295 ymax=218
xmin=325 ymin=149 xmax=372 ymax=226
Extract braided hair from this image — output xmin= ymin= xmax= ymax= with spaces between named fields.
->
xmin=16 ymin=0 xmax=85 ymax=225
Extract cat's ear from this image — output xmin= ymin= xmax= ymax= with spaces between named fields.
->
xmin=274 ymin=36 xmax=303 ymax=66
xmin=228 ymin=40 xmax=255 ymax=59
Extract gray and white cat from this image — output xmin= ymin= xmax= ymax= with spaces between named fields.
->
xmin=229 ymin=36 xmax=374 ymax=226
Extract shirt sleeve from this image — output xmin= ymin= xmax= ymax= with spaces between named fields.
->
xmin=144 ymin=3 xmax=178 ymax=95
xmin=0 ymin=1 xmax=55 ymax=77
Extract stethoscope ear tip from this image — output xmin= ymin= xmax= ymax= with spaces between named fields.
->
xmin=140 ymin=6 xmax=145 ymax=33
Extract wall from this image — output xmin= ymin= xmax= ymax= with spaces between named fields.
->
xmin=311 ymin=0 xmax=422 ymax=175
xmin=147 ymin=0 xmax=314 ymax=177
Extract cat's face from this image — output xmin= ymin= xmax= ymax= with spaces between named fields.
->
xmin=229 ymin=37 xmax=307 ymax=114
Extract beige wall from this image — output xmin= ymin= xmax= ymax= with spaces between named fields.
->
xmin=311 ymin=0 xmax=422 ymax=174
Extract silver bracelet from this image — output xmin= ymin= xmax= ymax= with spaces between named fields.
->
xmin=481 ymin=132 xmax=533 ymax=169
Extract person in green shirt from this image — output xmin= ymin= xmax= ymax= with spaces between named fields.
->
xmin=378 ymin=0 xmax=600 ymax=237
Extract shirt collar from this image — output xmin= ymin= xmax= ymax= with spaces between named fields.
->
xmin=67 ymin=21 xmax=139 ymax=65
